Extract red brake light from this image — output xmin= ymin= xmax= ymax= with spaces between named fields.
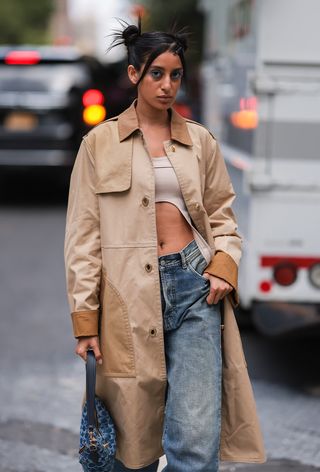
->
xmin=259 ymin=280 xmax=272 ymax=293
xmin=5 ymin=51 xmax=41 ymax=65
xmin=82 ymin=89 xmax=104 ymax=107
xmin=273 ymin=262 xmax=298 ymax=286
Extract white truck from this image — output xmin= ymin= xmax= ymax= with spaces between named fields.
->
xmin=199 ymin=0 xmax=320 ymax=335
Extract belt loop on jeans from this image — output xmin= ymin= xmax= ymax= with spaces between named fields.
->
xmin=180 ymin=247 xmax=187 ymax=269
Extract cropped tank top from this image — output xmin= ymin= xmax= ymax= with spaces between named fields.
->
xmin=152 ymin=156 xmax=213 ymax=264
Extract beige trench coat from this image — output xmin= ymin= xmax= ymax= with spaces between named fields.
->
xmin=64 ymin=99 xmax=266 ymax=468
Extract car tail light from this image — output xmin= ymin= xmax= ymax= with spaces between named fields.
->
xmin=230 ymin=96 xmax=258 ymax=130
xmin=309 ymin=263 xmax=320 ymax=289
xmin=82 ymin=89 xmax=104 ymax=107
xmin=5 ymin=50 xmax=41 ymax=65
xmin=82 ymin=89 xmax=106 ymax=126
xmin=273 ymin=262 xmax=298 ymax=286
xmin=83 ymin=105 xmax=106 ymax=126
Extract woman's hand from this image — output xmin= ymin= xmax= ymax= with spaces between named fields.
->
xmin=202 ymin=273 xmax=233 ymax=305
xmin=75 ymin=335 xmax=103 ymax=365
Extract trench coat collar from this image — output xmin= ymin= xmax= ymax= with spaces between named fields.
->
xmin=117 ymin=98 xmax=193 ymax=146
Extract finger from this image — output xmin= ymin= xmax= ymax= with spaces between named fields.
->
xmin=207 ymin=286 xmax=217 ymax=305
xmin=91 ymin=344 xmax=103 ymax=365
xmin=75 ymin=344 xmax=87 ymax=362
xmin=213 ymin=290 xmax=222 ymax=304
xmin=216 ymin=287 xmax=230 ymax=303
xmin=215 ymin=283 xmax=230 ymax=303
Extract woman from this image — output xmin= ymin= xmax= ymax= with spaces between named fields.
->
xmin=64 ymin=20 xmax=265 ymax=472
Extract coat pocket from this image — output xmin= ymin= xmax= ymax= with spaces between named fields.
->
xmin=99 ymin=272 xmax=136 ymax=377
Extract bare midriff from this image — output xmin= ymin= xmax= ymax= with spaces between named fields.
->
xmin=139 ymin=123 xmax=194 ymax=256
xmin=156 ymin=202 xmax=194 ymax=256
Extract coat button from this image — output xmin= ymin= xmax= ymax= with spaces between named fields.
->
xmin=171 ymin=145 xmax=176 ymax=152
xmin=142 ymin=196 xmax=149 ymax=207
xmin=195 ymin=202 xmax=200 ymax=211
xmin=145 ymin=263 xmax=153 ymax=273
xmin=149 ymin=327 xmax=157 ymax=337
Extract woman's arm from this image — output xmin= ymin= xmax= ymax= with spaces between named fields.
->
xmin=64 ymin=138 xmax=103 ymax=360
xmin=202 ymin=136 xmax=243 ymax=307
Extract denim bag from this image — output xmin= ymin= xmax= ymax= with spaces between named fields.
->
xmin=79 ymin=349 xmax=116 ymax=471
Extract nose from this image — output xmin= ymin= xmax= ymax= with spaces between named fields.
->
xmin=161 ymin=74 xmax=172 ymax=92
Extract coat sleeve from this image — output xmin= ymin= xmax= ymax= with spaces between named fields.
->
xmin=202 ymin=135 xmax=243 ymax=307
xmin=64 ymin=137 xmax=102 ymax=338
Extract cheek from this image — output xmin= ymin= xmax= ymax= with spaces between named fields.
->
xmin=140 ymin=78 xmax=159 ymax=96
xmin=172 ymin=80 xmax=182 ymax=92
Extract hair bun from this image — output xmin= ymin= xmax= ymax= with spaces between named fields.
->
xmin=122 ymin=25 xmax=140 ymax=47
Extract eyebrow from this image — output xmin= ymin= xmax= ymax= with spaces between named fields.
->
xmin=150 ymin=66 xmax=183 ymax=71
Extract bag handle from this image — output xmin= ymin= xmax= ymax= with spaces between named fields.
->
xmin=86 ymin=349 xmax=97 ymax=429
xmin=220 ymin=298 xmax=225 ymax=331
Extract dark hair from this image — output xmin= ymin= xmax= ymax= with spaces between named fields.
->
xmin=107 ymin=17 xmax=189 ymax=86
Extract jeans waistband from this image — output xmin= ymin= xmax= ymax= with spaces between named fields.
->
xmin=158 ymin=239 xmax=201 ymax=269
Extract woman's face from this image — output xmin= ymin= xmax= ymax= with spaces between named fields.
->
xmin=128 ymin=50 xmax=183 ymax=111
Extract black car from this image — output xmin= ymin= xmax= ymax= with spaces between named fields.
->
xmin=0 ymin=45 xmax=108 ymax=168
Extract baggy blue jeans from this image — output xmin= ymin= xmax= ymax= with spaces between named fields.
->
xmin=113 ymin=239 xmax=222 ymax=472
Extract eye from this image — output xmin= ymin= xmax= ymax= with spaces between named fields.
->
xmin=171 ymin=70 xmax=183 ymax=81
xmin=150 ymin=69 xmax=163 ymax=80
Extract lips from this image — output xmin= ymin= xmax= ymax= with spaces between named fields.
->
xmin=157 ymin=96 xmax=172 ymax=99
xmin=157 ymin=96 xmax=173 ymax=103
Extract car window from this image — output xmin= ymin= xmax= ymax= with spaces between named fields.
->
xmin=0 ymin=63 xmax=90 ymax=93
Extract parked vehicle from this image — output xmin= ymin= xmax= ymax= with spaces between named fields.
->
xmin=0 ymin=45 xmax=107 ymax=168
xmin=199 ymin=0 xmax=320 ymax=335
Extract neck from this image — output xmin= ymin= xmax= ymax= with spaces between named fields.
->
xmin=135 ymin=98 xmax=170 ymax=128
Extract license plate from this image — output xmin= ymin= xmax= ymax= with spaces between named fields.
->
xmin=4 ymin=112 xmax=38 ymax=130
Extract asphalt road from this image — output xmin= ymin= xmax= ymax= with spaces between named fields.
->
xmin=1 ymin=171 xmax=320 ymax=471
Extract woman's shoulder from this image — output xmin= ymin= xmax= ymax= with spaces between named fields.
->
xmin=184 ymin=116 xmax=216 ymax=139
xmin=183 ymin=117 xmax=218 ymax=152
xmin=82 ymin=114 xmax=121 ymax=154
xmin=84 ymin=114 xmax=119 ymax=138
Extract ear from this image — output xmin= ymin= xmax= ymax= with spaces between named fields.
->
xmin=127 ymin=65 xmax=140 ymax=85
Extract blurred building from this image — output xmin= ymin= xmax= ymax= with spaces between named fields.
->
xmin=66 ymin=0 xmax=134 ymax=64
xmin=49 ymin=0 xmax=73 ymax=46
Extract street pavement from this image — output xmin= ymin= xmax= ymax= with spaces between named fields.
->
xmin=1 ymin=178 xmax=320 ymax=471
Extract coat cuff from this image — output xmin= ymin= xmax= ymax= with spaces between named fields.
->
xmin=204 ymin=251 xmax=240 ymax=308
xmin=71 ymin=310 xmax=100 ymax=338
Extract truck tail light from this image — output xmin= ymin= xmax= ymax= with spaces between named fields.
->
xmin=308 ymin=263 xmax=320 ymax=289
xmin=259 ymin=280 xmax=272 ymax=292
xmin=260 ymin=256 xmax=320 ymax=289
xmin=273 ymin=262 xmax=297 ymax=286
xmin=82 ymin=89 xmax=106 ymax=125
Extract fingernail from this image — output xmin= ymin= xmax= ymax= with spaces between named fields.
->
xmin=98 ymin=359 xmax=103 ymax=365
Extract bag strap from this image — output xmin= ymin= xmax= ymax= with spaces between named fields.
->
xmin=220 ymin=298 xmax=225 ymax=331
xmin=86 ymin=349 xmax=97 ymax=429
